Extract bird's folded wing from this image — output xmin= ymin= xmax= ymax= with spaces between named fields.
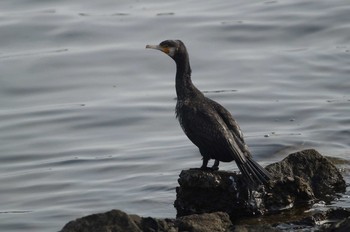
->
xmin=180 ymin=105 xmax=247 ymax=164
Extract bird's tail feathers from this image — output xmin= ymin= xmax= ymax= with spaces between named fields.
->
xmin=237 ymin=157 xmax=272 ymax=188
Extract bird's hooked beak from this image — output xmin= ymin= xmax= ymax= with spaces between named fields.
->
xmin=146 ymin=44 xmax=174 ymax=57
xmin=146 ymin=44 xmax=160 ymax=50
xmin=146 ymin=44 xmax=168 ymax=53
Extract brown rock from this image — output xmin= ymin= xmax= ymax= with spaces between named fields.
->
xmin=265 ymin=149 xmax=346 ymax=199
xmin=59 ymin=209 xmax=142 ymax=232
xmin=176 ymin=212 xmax=233 ymax=232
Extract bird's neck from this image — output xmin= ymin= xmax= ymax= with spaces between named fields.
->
xmin=175 ymin=55 xmax=202 ymax=101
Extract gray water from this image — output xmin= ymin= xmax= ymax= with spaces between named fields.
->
xmin=0 ymin=0 xmax=350 ymax=231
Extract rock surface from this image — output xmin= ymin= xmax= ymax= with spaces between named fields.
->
xmin=60 ymin=208 xmax=350 ymax=232
xmin=176 ymin=212 xmax=233 ymax=232
xmin=174 ymin=169 xmax=259 ymax=218
xmin=265 ymin=149 xmax=346 ymax=199
xmin=60 ymin=210 xmax=233 ymax=232
xmin=60 ymin=209 xmax=142 ymax=232
xmin=175 ymin=149 xmax=346 ymax=218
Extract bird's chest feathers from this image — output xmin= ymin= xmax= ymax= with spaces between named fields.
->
xmin=176 ymin=100 xmax=198 ymax=129
xmin=176 ymin=99 xmax=208 ymax=135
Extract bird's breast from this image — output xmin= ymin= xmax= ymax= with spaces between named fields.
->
xmin=175 ymin=99 xmax=196 ymax=132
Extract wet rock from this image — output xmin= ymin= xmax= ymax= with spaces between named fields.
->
xmin=325 ymin=217 xmax=350 ymax=232
xmin=174 ymin=169 xmax=262 ymax=218
xmin=59 ymin=209 xmax=142 ymax=232
xmin=140 ymin=217 xmax=176 ymax=232
xmin=176 ymin=212 xmax=233 ymax=232
xmin=231 ymin=208 xmax=350 ymax=232
xmin=263 ymin=176 xmax=315 ymax=211
xmin=175 ymin=149 xmax=346 ymax=218
xmin=265 ymin=149 xmax=346 ymax=199
xmin=59 ymin=209 xmax=175 ymax=232
xmin=233 ymin=225 xmax=280 ymax=232
xmin=282 ymin=208 xmax=350 ymax=231
xmin=60 ymin=209 xmax=232 ymax=232
xmin=318 ymin=208 xmax=350 ymax=232
xmin=60 ymin=207 xmax=350 ymax=232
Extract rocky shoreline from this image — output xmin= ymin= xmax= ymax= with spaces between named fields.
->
xmin=60 ymin=207 xmax=350 ymax=232
xmin=60 ymin=149 xmax=349 ymax=231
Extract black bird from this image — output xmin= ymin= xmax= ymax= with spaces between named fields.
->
xmin=146 ymin=40 xmax=271 ymax=187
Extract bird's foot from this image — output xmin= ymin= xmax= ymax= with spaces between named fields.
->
xmin=211 ymin=160 xmax=220 ymax=171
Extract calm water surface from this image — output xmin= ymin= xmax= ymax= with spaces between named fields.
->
xmin=0 ymin=0 xmax=349 ymax=231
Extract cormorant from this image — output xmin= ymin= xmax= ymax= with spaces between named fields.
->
xmin=146 ymin=40 xmax=271 ymax=187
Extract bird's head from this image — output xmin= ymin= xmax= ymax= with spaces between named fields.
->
xmin=146 ymin=40 xmax=187 ymax=61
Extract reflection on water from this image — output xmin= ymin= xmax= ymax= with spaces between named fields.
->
xmin=0 ymin=0 xmax=349 ymax=231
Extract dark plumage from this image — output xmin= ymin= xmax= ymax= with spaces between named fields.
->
xmin=146 ymin=40 xmax=271 ymax=188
